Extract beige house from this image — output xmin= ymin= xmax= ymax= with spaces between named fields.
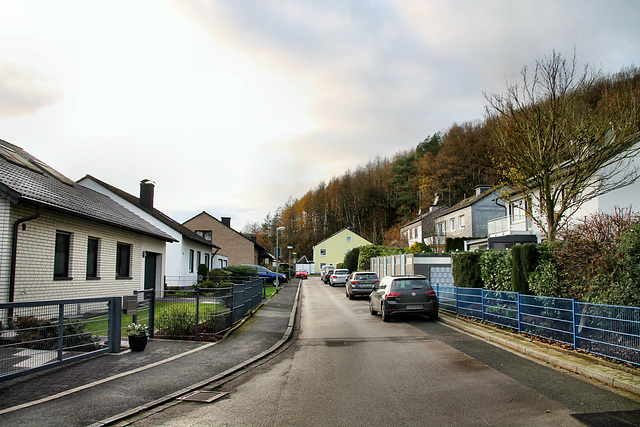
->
xmin=183 ymin=212 xmax=273 ymax=267
xmin=0 ymin=139 xmax=175 ymax=303
xmin=313 ymin=228 xmax=373 ymax=272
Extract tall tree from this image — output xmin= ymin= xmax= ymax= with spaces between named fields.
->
xmin=485 ymin=51 xmax=640 ymax=241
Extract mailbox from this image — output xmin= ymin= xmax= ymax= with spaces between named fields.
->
xmin=123 ymin=295 xmax=138 ymax=315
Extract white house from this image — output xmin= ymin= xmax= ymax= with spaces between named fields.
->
xmin=78 ymin=176 xmax=225 ymax=288
xmin=468 ymin=151 xmax=640 ymax=250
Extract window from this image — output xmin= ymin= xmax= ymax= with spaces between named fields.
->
xmin=204 ymin=253 xmax=210 ymax=269
xmin=437 ymin=222 xmax=446 ymax=235
xmin=459 ymin=215 xmax=465 ymax=229
xmin=54 ymin=231 xmax=71 ymax=279
xmin=195 ymin=230 xmax=212 ymax=241
xmin=346 ymin=236 xmax=352 ymax=243
xmin=320 ymin=249 xmax=327 ymax=256
xmin=197 ymin=251 xmax=201 ymax=269
xmin=86 ymin=237 xmax=99 ymax=279
xmin=189 ymin=249 xmax=194 ymax=273
xmin=116 ymin=243 xmax=131 ymax=278
xmin=450 ymin=218 xmax=456 ymax=231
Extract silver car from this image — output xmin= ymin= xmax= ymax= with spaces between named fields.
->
xmin=329 ymin=269 xmax=350 ymax=286
xmin=369 ymin=275 xmax=438 ymax=322
xmin=345 ymin=272 xmax=379 ymax=299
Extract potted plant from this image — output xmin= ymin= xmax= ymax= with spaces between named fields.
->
xmin=126 ymin=323 xmax=149 ymax=352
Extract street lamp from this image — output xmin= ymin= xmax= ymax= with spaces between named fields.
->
xmin=275 ymin=226 xmax=285 ymax=288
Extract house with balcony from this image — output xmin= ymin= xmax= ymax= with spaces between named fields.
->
xmin=432 ymin=186 xmax=505 ymax=251
xmin=465 ymin=152 xmax=640 ymax=251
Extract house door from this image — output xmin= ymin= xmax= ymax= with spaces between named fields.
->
xmin=144 ymin=253 xmax=158 ymax=291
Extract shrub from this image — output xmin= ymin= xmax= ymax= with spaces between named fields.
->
xmin=528 ymin=242 xmax=562 ymax=297
xmin=480 ymin=249 xmax=512 ymax=291
xmin=408 ymin=242 xmax=432 ymax=253
xmin=511 ymin=244 xmax=537 ymax=294
xmin=156 ymin=305 xmax=195 ymax=336
xmin=15 ymin=316 xmax=99 ymax=351
xmin=197 ymin=264 xmax=209 ymax=277
xmin=445 ymin=237 xmax=466 ymax=252
xmin=451 ymin=252 xmax=483 ymax=288
xmin=343 ymin=246 xmax=361 ymax=272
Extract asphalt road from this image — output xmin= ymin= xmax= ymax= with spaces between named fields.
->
xmin=126 ymin=277 xmax=640 ymax=426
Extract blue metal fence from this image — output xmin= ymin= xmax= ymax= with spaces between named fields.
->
xmin=433 ymin=285 xmax=640 ymax=366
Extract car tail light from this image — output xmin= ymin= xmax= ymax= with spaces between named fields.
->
xmin=374 ymin=280 xmax=379 ymax=284
xmin=426 ymin=290 xmax=436 ymax=295
xmin=332 ymin=275 xmax=337 ymax=279
xmin=386 ymin=292 xmax=402 ymax=298
xmin=351 ymin=280 xmax=359 ymax=284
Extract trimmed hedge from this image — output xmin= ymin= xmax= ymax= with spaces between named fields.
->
xmin=451 ymin=252 xmax=483 ymax=288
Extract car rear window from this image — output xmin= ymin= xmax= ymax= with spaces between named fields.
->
xmin=391 ymin=279 xmax=431 ymax=291
xmin=356 ymin=273 xmax=378 ymax=280
xmin=335 ymin=269 xmax=349 ymax=274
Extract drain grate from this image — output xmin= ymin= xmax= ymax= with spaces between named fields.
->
xmin=177 ymin=390 xmax=229 ymax=403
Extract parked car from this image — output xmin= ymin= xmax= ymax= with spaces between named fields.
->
xmin=329 ymin=269 xmax=350 ymax=286
xmin=295 ymin=269 xmax=309 ymax=279
xmin=345 ymin=271 xmax=379 ymax=299
xmin=242 ymin=264 xmax=287 ymax=284
xmin=322 ymin=268 xmax=335 ymax=284
xmin=369 ymin=275 xmax=438 ymax=322
xmin=320 ymin=265 xmax=335 ymax=282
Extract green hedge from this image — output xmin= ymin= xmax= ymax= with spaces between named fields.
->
xmin=451 ymin=252 xmax=483 ymax=288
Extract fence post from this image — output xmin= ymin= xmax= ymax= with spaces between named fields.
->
xmin=109 ymin=297 xmax=122 ymax=353
xmin=481 ymin=289 xmax=486 ymax=322
xmin=195 ymin=288 xmax=200 ymax=341
xmin=455 ymin=287 xmax=459 ymax=314
xmin=517 ymin=293 xmax=522 ymax=333
xmin=572 ymin=299 xmax=578 ymax=350
xmin=58 ymin=304 xmax=64 ymax=362
xmin=149 ymin=289 xmax=155 ymax=339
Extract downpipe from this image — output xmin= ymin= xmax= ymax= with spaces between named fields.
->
xmin=8 ymin=205 xmax=43 ymax=319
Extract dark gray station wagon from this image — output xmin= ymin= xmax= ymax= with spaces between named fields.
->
xmin=369 ymin=275 xmax=438 ymax=322
xmin=345 ymin=271 xmax=379 ymax=299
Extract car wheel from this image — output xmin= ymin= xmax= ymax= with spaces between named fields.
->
xmin=369 ymin=300 xmax=377 ymax=315
xmin=381 ymin=302 xmax=390 ymax=322
xmin=348 ymin=291 xmax=354 ymax=300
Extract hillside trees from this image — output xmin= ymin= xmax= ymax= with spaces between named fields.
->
xmin=485 ymin=51 xmax=640 ymax=241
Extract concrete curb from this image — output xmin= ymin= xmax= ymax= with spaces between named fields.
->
xmin=89 ymin=282 xmax=302 ymax=427
xmin=438 ymin=313 xmax=640 ymax=397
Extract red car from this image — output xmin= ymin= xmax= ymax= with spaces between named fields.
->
xmin=295 ymin=269 xmax=309 ymax=279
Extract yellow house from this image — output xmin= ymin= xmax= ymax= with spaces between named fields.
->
xmin=313 ymin=228 xmax=373 ymax=272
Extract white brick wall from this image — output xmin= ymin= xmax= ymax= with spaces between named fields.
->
xmin=3 ymin=203 xmax=166 ymax=302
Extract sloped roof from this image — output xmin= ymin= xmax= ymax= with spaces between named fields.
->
xmin=434 ymin=188 xmax=498 ymax=218
xmin=0 ymin=139 xmax=175 ymax=242
xmin=400 ymin=206 xmax=448 ymax=229
xmin=183 ymin=211 xmax=271 ymax=257
xmin=78 ymin=175 xmax=217 ymax=249
xmin=314 ymin=227 xmax=372 ymax=246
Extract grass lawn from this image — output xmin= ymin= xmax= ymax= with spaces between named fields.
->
xmin=82 ymin=285 xmax=279 ymax=335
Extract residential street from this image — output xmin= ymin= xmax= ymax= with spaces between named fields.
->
xmin=127 ymin=277 xmax=640 ymax=426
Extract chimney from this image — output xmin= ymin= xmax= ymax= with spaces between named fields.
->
xmin=140 ymin=179 xmax=155 ymax=209
xmin=221 ymin=217 xmax=231 ymax=227
xmin=475 ymin=185 xmax=491 ymax=196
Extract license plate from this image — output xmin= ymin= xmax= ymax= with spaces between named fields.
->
xmin=406 ymin=304 xmax=423 ymax=310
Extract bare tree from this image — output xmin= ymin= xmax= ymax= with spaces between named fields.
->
xmin=485 ymin=51 xmax=640 ymax=241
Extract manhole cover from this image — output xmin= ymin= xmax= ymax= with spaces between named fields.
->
xmin=177 ymin=390 xmax=229 ymax=403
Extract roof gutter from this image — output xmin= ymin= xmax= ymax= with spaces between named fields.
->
xmin=9 ymin=204 xmax=42 ymax=318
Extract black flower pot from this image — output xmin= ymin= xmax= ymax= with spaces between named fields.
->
xmin=128 ymin=335 xmax=148 ymax=352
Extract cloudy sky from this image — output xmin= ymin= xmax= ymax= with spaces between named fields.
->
xmin=1 ymin=1 xmax=639 ymax=231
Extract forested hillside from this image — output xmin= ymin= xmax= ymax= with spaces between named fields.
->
xmin=244 ymin=58 xmax=640 ymax=260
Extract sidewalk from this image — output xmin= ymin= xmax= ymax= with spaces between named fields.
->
xmin=0 ymin=280 xmax=300 ymax=427
xmin=439 ymin=313 xmax=640 ymax=397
